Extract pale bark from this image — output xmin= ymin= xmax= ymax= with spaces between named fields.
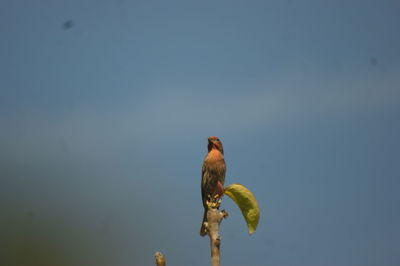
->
xmin=204 ymin=208 xmax=228 ymax=266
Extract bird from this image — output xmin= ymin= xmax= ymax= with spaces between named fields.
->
xmin=200 ymin=136 xmax=226 ymax=236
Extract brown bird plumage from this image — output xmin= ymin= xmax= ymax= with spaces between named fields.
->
xmin=200 ymin=136 xmax=226 ymax=236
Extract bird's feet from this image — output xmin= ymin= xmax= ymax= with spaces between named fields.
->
xmin=206 ymin=194 xmax=223 ymax=209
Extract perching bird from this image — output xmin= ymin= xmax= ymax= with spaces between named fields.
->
xmin=200 ymin=136 xmax=226 ymax=236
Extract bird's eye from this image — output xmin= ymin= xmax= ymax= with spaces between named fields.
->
xmin=216 ymin=138 xmax=220 ymax=141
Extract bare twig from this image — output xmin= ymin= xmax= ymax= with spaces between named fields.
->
xmin=204 ymin=208 xmax=228 ymax=266
xmin=154 ymin=251 xmax=166 ymax=266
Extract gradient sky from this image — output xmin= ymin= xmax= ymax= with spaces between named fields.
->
xmin=1 ymin=1 xmax=400 ymax=265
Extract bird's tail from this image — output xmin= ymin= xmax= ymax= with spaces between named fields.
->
xmin=199 ymin=209 xmax=207 ymax=236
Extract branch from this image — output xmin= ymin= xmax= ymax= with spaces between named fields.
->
xmin=154 ymin=251 xmax=166 ymax=266
xmin=204 ymin=208 xmax=228 ymax=266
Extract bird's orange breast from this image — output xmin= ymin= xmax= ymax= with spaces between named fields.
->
xmin=206 ymin=148 xmax=224 ymax=163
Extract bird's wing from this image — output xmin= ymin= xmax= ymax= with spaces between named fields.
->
xmin=201 ymin=161 xmax=207 ymax=207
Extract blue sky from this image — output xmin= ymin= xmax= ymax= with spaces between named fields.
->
xmin=1 ymin=1 xmax=400 ymax=265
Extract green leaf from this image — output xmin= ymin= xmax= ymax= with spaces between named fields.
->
xmin=224 ymin=183 xmax=260 ymax=234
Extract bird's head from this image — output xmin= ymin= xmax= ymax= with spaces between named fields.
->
xmin=208 ymin=136 xmax=224 ymax=154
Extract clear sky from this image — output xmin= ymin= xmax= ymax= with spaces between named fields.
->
xmin=1 ymin=0 xmax=400 ymax=265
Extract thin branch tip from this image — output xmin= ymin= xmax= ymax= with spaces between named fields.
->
xmin=154 ymin=251 xmax=166 ymax=266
